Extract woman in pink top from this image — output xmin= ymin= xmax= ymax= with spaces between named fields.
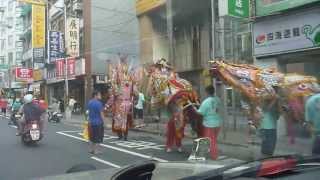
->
xmin=0 ymin=97 xmax=8 ymax=115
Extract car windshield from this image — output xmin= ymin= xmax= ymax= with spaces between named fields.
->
xmin=1 ymin=0 xmax=320 ymax=180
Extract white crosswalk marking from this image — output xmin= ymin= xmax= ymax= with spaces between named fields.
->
xmin=110 ymin=140 xmax=165 ymax=150
xmin=103 ymin=134 xmax=119 ymax=140
xmin=78 ymin=132 xmax=165 ymax=150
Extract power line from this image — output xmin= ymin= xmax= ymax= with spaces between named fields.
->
xmin=91 ymin=5 xmax=136 ymax=16
xmin=92 ymin=27 xmax=139 ymax=36
xmin=92 ymin=16 xmax=137 ymax=29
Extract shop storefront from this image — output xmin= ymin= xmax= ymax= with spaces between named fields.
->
xmin=46 ymin=58 xmax=86 ymax=109
xmin=253 ymin=7 xmax=320 ymax=79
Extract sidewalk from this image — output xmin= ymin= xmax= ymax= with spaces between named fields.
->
xmin=63 ymin=114 xmax=313 ymax=161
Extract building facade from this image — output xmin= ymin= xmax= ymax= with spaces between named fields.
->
xmin=253 ymin=0 xmax=320 ymax=79
xmin=136 ymin=0 xmax=252 ymax=98
xmin=0 ymin=0 xmax=24 ymax=90
xmin=46 ymin=0 xmax=86 ymax=106
xmin=83 ymin=0 xmax=140 ymax=103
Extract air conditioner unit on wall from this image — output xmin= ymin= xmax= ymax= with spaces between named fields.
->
xmin=96 ymin=75 xmax=108 ymax=84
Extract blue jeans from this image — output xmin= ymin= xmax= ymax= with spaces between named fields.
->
xmin=260 ymin=129 xmax=277 ymax=156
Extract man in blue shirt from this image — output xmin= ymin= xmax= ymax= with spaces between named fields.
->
xmin=87 ymin=90 xmax=105 ymax=154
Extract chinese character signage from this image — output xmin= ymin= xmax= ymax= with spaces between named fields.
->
xmin=67 ymin=58 xmax=75 ymax=76
xmin=228 ymin=0 xmax=249 ymax=18
xmin=55 ymin=58 xmax=76 ymax=79
xmin=55 ymin=59 xmax=64 ymax=78
xmin=49 ymin=31 xmax=63 ymax=62
xmin=218 ymin=0 xmax=249 ymax=18
xmin=136 ymin=0 xmax=166 ymax=15
xmin=253 ymin=9 xmax=320 ymax=57
xmin=32 ymin=4 xmax=45 ymax=48
xmin=15 ymin=68 xmax=33 ymax=81
xmin=33 ymin=48 xmax=45 ymax=63
xmin=66 ymin=18 xmax=80 ymax=57
xmin=256 ymin=0 xmax=320 ymax=17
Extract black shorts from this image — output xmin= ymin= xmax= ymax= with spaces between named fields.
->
xmin=89 ymin=124 xmax=104 ymax=143
xmin=1 ymin=108 xmax=6 ymax=113
xmin=134 ymin=108 xmax=143 ymax=119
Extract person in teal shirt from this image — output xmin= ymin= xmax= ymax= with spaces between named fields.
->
xmin=9 ymin=98 xmax=22 ymax=125
xmin=197 ymin=86 xmax=222 ymax=160
xmin=260 ymin=97 xmax=280 ymax=157
xmin=305 ymin=93 xmax=320 ymax=155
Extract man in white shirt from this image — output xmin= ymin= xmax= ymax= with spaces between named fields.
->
xmin=69 ymin=97 xmax=76 ymax=112
xmin=134 ymin=91 xmax=145 ymax=128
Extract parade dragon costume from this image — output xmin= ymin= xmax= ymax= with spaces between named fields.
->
xmin=210 ymin=60 xmax=320 ymax=128
xmin=146 ymin=58 xmax=202 ymax=141
xmin=106 ymin=56 xmax=143 ymax=138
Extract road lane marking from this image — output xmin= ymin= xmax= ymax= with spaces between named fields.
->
xmin=110 ymin=140 xmax=165 ymax=150
xmin=0 ymin=115 xmax=9 ymax=119
xmin=61 ymin=130 xmax=81 ymax=133
xmin=57 ymin=131 xmax=88 ymax=142
xmin=98 ymin=143 xmax=168 ymax=162
xmin=88 ymin=133 xmax=164 ymax=150
xmin=90 ymin=156 xmax=121 ymax=168
xmin=78 ymin=133 xmax=119 ymax=140
xmin=78 ymin=133 xmax=165 ymax=150
xmin=9 ymin=125 xmax=17 ymax=129
xmin=57 ymin=131 xmax=169 ymax=163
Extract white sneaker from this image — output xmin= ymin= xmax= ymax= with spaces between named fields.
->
xmin=177 ymin=147 xmax=183 ymax=153
xmin=166 ymin=148 xmax=172 ymax=153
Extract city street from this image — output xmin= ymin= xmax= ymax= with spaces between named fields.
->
xmin=0 ymin=115 xmax=232 ymax=180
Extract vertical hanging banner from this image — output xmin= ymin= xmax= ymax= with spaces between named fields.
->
xmin=66 ymin=18 xmax=80 ymax=57
xmin=32 ymin=4 xmax=45 ymax=62
xmin=49 ymin=31 xmax=63 ymax=62
xmin=55 ymin=59 xmax=65 ymax=78
xmin=67 ymin=58 xmax=76 ymax=76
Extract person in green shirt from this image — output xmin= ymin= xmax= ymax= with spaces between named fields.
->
xmin=305 ymin=93 xmax=320 ymax=155
xmin=197 ymin=86 xmax=222 ymax=160
xmin=260 ymin=97 xmax=280 ymax=157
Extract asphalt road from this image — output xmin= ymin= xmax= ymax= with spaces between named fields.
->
xmin=0 ymin=115 xmax=210 ymax=180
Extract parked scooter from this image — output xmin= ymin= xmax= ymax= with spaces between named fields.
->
xmin=48 ymin=108 xmax=63 ymax=123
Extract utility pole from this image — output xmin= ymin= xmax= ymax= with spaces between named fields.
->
xmin=166 ymin=0 xmax=174 ymax=65
xmin=64 ymin=0 xmax=69 ymax=103
xmin=63 ymin=0 xmax=70 ymax=121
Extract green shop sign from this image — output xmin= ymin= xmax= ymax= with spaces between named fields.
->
xmin=219 ymin=0 xmax=249 ymax=18
xmin=256 ymin=0 xmax=320 ymax=17
xmin=228 ymin=0 xmax=249 ymax=18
